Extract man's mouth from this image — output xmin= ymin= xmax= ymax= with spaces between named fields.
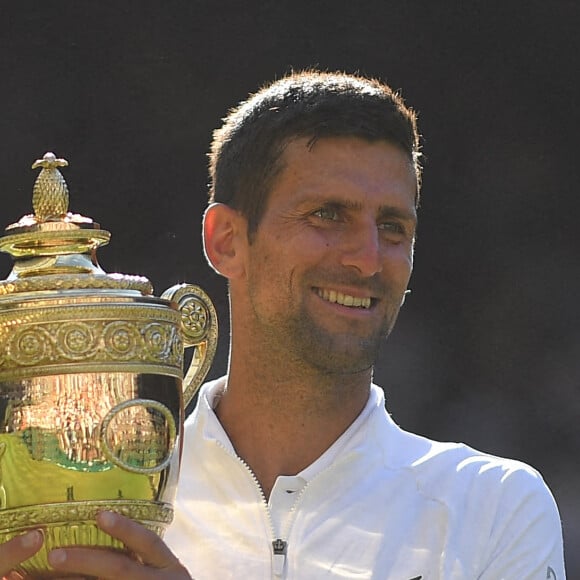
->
xmin=316 ymin=288 xmax=372 ymax=309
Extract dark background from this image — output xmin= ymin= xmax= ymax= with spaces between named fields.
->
xmin=1 ymin=0 xmax=578 ymax=573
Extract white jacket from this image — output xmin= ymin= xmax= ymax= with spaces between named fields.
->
xmin=165 ymin=378 xmax=565 ymax=579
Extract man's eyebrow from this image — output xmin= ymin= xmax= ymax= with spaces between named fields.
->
xmin=377 ymin=204 xmax=417 ymax=224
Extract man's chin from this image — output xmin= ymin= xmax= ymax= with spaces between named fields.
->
xmin=299 ymin=334 xmax=383 ymax=374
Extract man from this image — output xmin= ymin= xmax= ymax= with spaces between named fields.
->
xmin=1 ymin=71 xmax=565 ymax=579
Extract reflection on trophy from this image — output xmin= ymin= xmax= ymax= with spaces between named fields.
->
xmin=0 ymin=153 xmax=218 ymax=577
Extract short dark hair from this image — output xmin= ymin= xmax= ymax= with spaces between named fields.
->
xmin=209 ymin=70 xmax=421 ymax=239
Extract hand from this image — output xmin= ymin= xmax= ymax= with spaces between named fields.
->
xmin=46 ymin=511 xmax=192 ymax=579
xmin=0 ymin=530 xmax=43 ymax=579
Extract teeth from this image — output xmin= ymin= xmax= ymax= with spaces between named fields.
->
xmin=317 ymin=289 xmax=371 ymax=309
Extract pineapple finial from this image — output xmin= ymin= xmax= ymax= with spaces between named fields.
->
xmin=31 ymin=152 xmax=70 ymax=220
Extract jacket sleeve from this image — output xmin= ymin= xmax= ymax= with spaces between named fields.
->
xmin=476 ymin=466 xmax=566 ymax=579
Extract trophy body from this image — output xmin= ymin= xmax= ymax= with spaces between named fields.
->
xmin=0 ymin=154 xmax=217 ymax=577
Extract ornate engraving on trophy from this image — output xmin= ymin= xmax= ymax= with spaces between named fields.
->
xmin=0 ymin=311 xmax=183 ymax=380
xmin=143 ymin=322 xmax=173 ymax=358
xmin=104 ymin=321 xmax=142 ymax=360
xmin=0 ymin=500 xmax=173 ymax=532
xmin=181 ymin=296 xmax=210 ymax=341
xmin=58 ymin=322 xmax=98 ymax=359
xmin=8 ymin=327 xmax=51 ymax=366
xmin=0 ymin=274 xmax=153 ymax=295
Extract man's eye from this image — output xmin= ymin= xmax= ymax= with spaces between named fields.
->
xmin=312 ymin=207 xmax=340 ymax=221
xmin=378 ymin=221 xmax=405 ymax=234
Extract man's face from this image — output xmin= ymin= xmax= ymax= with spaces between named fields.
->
xmin=239 ymin=136 xmax=417 ymax=375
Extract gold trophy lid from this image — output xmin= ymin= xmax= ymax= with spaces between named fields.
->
xmin=0 ymin=152 xmax=152 ymax=295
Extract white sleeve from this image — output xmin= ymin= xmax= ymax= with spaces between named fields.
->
xmin=477 ymin=466 xmax=566 ymax=579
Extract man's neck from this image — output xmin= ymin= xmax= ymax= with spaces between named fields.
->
xmin=214 ymin=366 xmax=371 ymax=498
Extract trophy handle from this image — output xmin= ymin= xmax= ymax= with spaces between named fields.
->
xmin=161 ymin=284 xmax=218 ymax=408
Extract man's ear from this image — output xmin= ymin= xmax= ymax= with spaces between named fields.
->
xmin=202 ymin=203 xmax=247 ymax=279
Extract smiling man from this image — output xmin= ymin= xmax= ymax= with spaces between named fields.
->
xmin=1 ymin=71 xmax=566 ymax=579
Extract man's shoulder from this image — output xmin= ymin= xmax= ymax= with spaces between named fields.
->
xmin=373 ymin=392 xmax=549 ymax=502
xmin=411 ymin=436 xmax=545 ymax=494
xmin=403 ymin=428 xmax=537 ymax=477
xmin=384 ymin=416 xmax=553 ymax=510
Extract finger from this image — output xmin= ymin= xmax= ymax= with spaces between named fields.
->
xmin=47 ymin=512 xmax=188 ymax=580
xmin=0 ymin=531 xmax=43 ymax=577
xmin=48 ymin=545 xmax=142 ymax=579
xmin=4 ymin=572 xmax=26 ymax=580
xmin=96 ymin=511 xmax=179 ymax=569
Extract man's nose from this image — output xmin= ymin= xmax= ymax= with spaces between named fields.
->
xmin=339 ymin=221 xmax=382 ymax=277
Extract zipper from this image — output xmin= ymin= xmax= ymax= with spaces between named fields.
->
xmin=271 ymin=459 xmax=345 ymax=576
xmin=271 ymin=538 xmax=288 ymax=576
xmin=214 ymin=439 xmax=347 ymax=579
xmin=214 ymin=440 xmax=283 ymax=576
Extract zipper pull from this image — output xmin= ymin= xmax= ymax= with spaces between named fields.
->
xmin=272 ymin=539 xmax=287 ymax=577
